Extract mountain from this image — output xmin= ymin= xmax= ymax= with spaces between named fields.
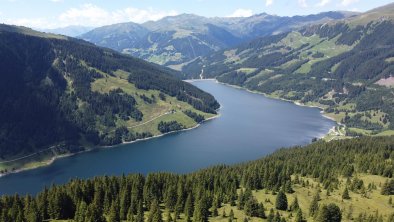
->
xmin=79 ymin=12 xmax=355 ymax=67
xmin=41 ymin=25 xmax=94 ymax=37
xmin=0 ymin=24 xmax=219 ymax=173
xmin=182 ymin=3 xmax=394 ymax=136
xmin=1 ymin=136 xmax=393 ymax=221
xmin=79 ymin=22 xmax=150 ymax=52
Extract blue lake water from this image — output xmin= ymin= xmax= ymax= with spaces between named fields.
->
xmin=0 ymin=80 xmax=335 ymax=195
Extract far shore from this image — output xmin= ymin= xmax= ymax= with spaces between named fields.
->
xmin=0 ymin=79 xmax=339 ymax=178
xmin=0 ymin=110 xmax=221 ymax=178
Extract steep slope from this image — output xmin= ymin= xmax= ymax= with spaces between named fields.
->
xmin=183 ymin=4 xmax=394 ymax=136
xmin=80 ymin=22 xmax=150 ymax=51
xmin=0 ymin=24 xmax=219 ymax=173
xmin=79 ymin=12 xmax=354 ymax=67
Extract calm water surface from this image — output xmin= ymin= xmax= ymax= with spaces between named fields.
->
xmin=0 ymin=80 xmax=335 ymax=195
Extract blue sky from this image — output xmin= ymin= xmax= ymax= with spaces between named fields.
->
xmin=0 ymin=0 xmax=392 ymax=29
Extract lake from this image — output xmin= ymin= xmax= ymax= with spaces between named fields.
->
xmin=0 ymin=80 xmax=335 ymax=195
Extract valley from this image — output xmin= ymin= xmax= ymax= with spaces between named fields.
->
xmin=0 ymin=1 xmax=393 ymax=222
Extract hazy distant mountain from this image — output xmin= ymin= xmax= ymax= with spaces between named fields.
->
xmin=80 ymin=11 xmax=357 ymax=67
xmin=42 ymin=25 xmax=94 ymax=37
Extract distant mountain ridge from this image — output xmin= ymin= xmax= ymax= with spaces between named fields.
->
xmin=79 ymin=11 xmax=357 ymax=67
xmin=182 ymin=3 xmax=394 ymax=136
xmin=41 ymin=25 xmax=94 ymax=37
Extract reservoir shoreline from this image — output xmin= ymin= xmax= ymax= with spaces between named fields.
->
xmin=0 ymin=111 xmax=220 ymax=178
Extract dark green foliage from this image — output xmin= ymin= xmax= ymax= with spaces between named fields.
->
xmin=316 ymin=204 xmax=342 ymax=222
xmin=183 ymin=110 xmax=206 ymax=123
xmin=275 ymin=190 xmax=288 ymax=211
xmin=309 ymin=192 xmax=320 ymax=217
xmin=0 ymin=137 xmax=393 ymax=221
xmin=295 ymin=209 xmax=303 ymax=222
xmin=147 ymin=199 xmax=162 ymax=222
xmin=0 ymin=24 xmax=219 ymax=161
xmin=342 ymin=187 xmax=351 ymax=200
xmin=290 ymin=196 xmax=300 ymax=211
xmin=158 ymin=121 xmax=185 ymax=134
xmin=381 ymin=179 xmax=394 ymax=195
xmin=244 ymin=197 xmax=259 ymax=217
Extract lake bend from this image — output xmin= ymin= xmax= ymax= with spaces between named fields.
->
xmin=0 ymin=80 xmax=335 ymax=195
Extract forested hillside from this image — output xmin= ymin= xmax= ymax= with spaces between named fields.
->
xmin=80 ymin=12 xmax=354 ymax=67
xmin=0 ymin=136 xmax=393 ymax=222
xmin=0 ymin=24 xmax=219 ymax=173
xmin=183 ymin=4 xmax=394 ymax=136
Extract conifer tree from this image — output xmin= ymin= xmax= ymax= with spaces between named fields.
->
xmin=229 ymin=209 xmax=234 ymax=220
xmin=316 ymin=204 xmax=341 ymax=222
xmin=109 ymin=199 xmax=120 ymax=222
xmin=275 ymin=190 xmax=288 ymax=211
xmin=342 ymin=187 xmax=350 ymax=200
xmin=184 ymin=193 xmax=193 ymax=221
xmin=295 ymin=209 xmax=303 ymax=222
xmin=257 ymin=203 xmax=266 ymax=219
xmin=290 ymin=196 xmax=300 ymax=211
xmin=74 ymin=201 xmax=87 ymax=222
xmin=135 ymin=201 xmax=145 ymax=222
xmin=147 ymin=199 xmax=162 ymax=222
xmin=309 ymin=192 xmax=320 ymax=217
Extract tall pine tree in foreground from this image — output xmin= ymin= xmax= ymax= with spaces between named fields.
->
xmin=275 ymin=190 xmax=288 ymax=211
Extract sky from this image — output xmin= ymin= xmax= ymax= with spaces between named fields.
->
xmin=0 ymin=0 xmax=392 ymax=29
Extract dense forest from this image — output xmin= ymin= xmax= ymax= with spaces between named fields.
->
xmin=0 ymin=136 xmax=393 ymax=221
xmin=0 ymin=25 xmax=219 ymax=161
xmin=182 ymin=14 xmax=394 ymax=135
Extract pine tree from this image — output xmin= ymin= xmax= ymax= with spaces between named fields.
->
xmin=237 ymin=189 xmax=245 ymax=210
xmin=109 ymin=199 xmax=120 ymax=222
xmin=342 ymin=187 xmax=350 ymax=200
xmin=309 ymin=192 xmax=320 ymax=217
xmin=74 ymin=201 xmax=87 ymax=222
xmin=127 ymin=206 xmax=134 ymax=222
xmin=275 ymin=190 xmax=288 ymax=211
xmin=381 ymin=179 xmax=394 ymax=195
xmin=229 ymin=209 xmax=234 ymax=220
xmin=316 ymin=204 xmax=341 ymax=222
xmin=257 ymin=203 xmax=266 ymax=219
xmin=166 ymin=210 xmax=173 ymax=222
xmin=244 ymin=197 xmax=259 ymax=217
xmin=147 ymin=199 xmax=162 ymax=222
xmin=274 ymin=211 xmax=281 ymax=222
xmin=193 ymin=195 xmax=209 ymax=222
xmin=25 ymin=200 xmax=42 ymax=222
xmin=290 ymin=196 xmax=299 ymax=211
xmin=267 ymin=209 xmax=275 ymax=222
xmin=135 ymin=201 xmax=145 ymax=222
xmin=184 ymin=194 xmax=193 ymax=221
xmin=86 ymin=203 xmax=106 ymax=222
xmin=295 ymin=209 xmax=303 ymax=222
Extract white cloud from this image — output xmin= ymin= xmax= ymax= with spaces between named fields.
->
xmin=341 ymin=0 xmax=359 ymax=6
xmin=265 ymin=0 xmax=273 ymax=7
xmin=5 ymin=4 xmax=178 ymax=29
xmin=316 ymin=0 xmax=330 ymax=7
xmin=58 ymin=4 xmax=178 ymax=26
xmin=298 ymin=0 xmax=308 ymax=8
xmin=227 ymin=9 xmax=253 ymax=17
xmin=4 ymin=17 xmax=54 ymax=28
